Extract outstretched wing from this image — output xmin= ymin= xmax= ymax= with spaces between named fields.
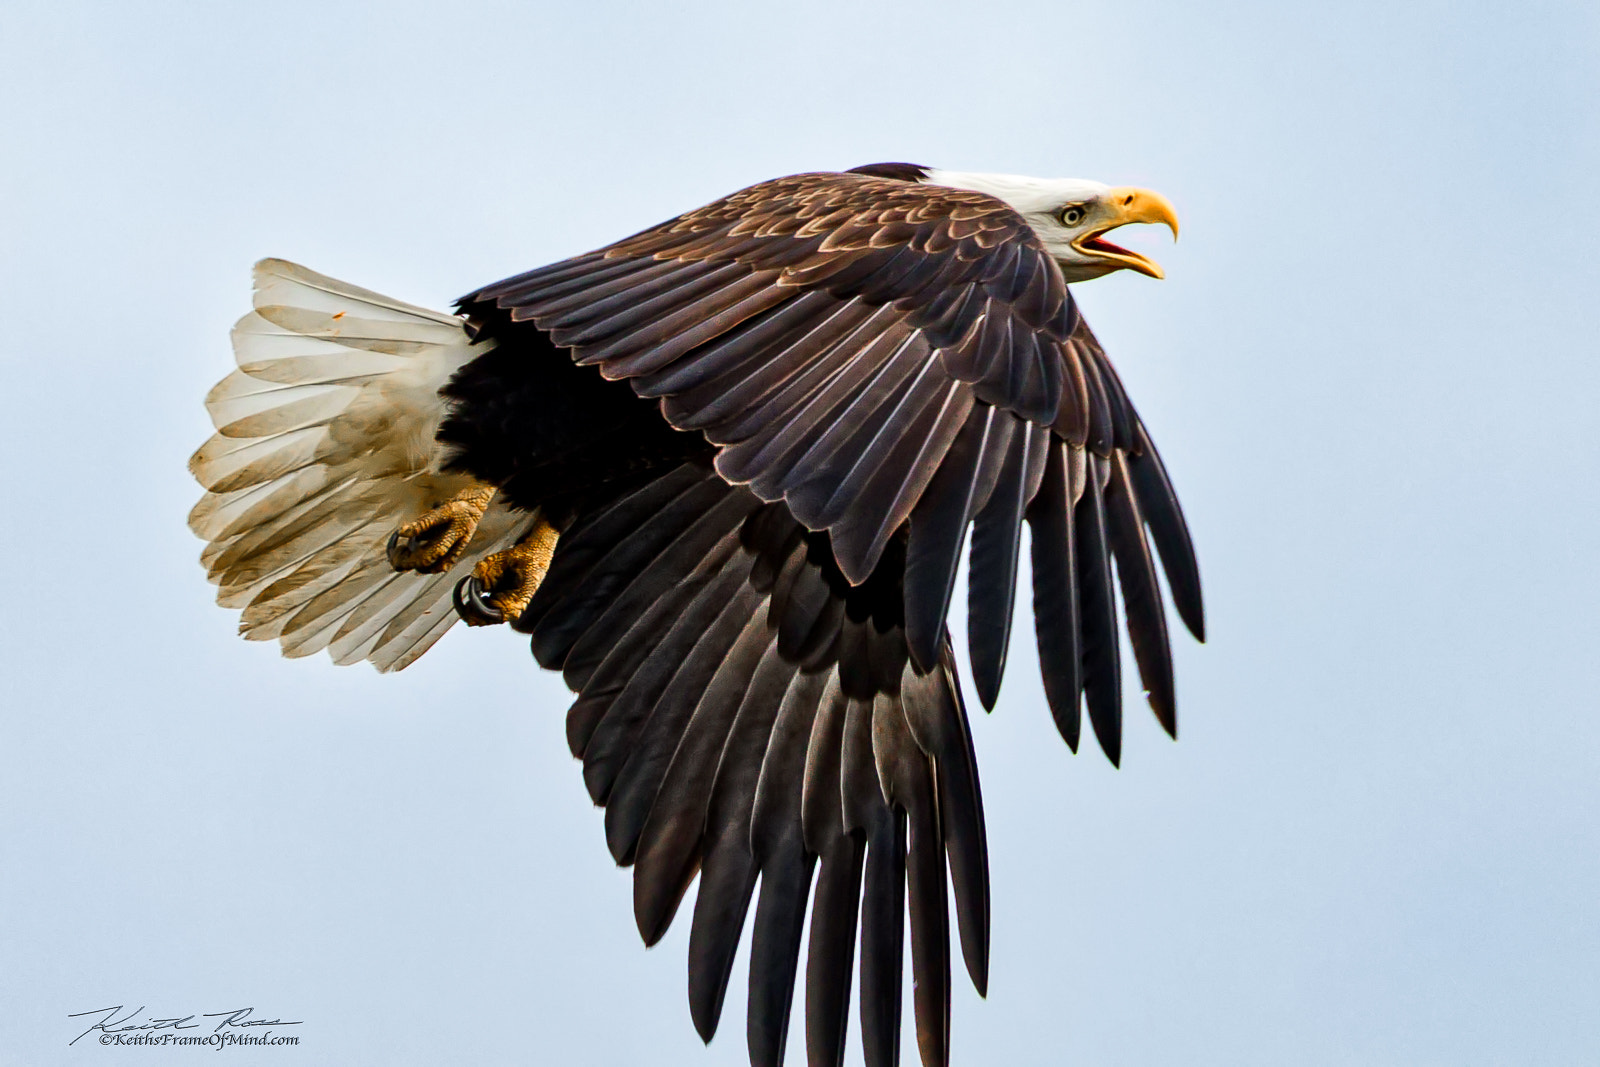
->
xmin=450 ymin=171 xmax=1205 ymax=1067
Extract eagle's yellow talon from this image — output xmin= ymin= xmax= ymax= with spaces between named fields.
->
xmin=386 ymin=485 xmax=495 ymax=573
xmin=453 ymin=521 xmax=559 ymax=627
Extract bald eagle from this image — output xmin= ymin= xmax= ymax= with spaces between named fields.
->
xmin=189 ymin=164 xmax=1202 ymax=1067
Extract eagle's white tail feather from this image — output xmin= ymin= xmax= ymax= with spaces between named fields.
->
xmin=239 ymin=549 xmax=368 ymax=634
xmin=328 ymin=573 xmax=419 ymax=659
xmin=378 ymin=604 xmax=461 ymax=672
xmin=190 ymin=259 xmax=527 ymax=671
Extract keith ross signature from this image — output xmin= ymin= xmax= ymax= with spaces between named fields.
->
xmin=68 ymin=1005 xmax=303 ymax=1046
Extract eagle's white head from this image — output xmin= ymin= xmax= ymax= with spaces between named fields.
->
xmin=859 ymin=165 xmax=1180 ymax=284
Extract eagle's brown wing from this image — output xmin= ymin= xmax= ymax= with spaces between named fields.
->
xmin=462 ymin=171 xmax=1201 ymax=725
xmin=453 ymin=170 xmax=1204 ymax=1067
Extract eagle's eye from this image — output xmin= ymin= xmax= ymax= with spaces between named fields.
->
xmin=1059 ymin=204 xmax=1088 ymax=227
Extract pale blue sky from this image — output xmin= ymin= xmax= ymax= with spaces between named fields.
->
xmin=3 ymin=1 xmax=1598 ymax=1064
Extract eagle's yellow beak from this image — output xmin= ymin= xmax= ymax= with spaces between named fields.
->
xmin=1071 ymin=187 xmax=1180 ymax=279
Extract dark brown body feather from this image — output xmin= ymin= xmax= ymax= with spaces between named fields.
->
xmin=438 ymin=169 xmax=1204 ymax=1067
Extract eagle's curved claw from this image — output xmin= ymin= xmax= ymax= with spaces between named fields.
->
xmin=386 ymin=527 xmax=446 ymax=571
xmin=453 ymin=575 xmax=505 ymax=626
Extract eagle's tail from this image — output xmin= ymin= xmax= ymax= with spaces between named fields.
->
xmin=188 ymin=259 xmax=531 ymax=671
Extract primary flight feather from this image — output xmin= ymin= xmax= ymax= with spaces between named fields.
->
xmin=189 ymin=163 xmax=1203 ymax=1067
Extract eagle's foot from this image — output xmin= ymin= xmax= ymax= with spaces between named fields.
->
xmin=385 ymin=485 xmax=496 ymax=574
xmin=453 ymin=520 xmax=560 ymax=627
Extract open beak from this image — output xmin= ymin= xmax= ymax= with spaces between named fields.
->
xmin=1071 ymin=187 xmax=1180 ymax=279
